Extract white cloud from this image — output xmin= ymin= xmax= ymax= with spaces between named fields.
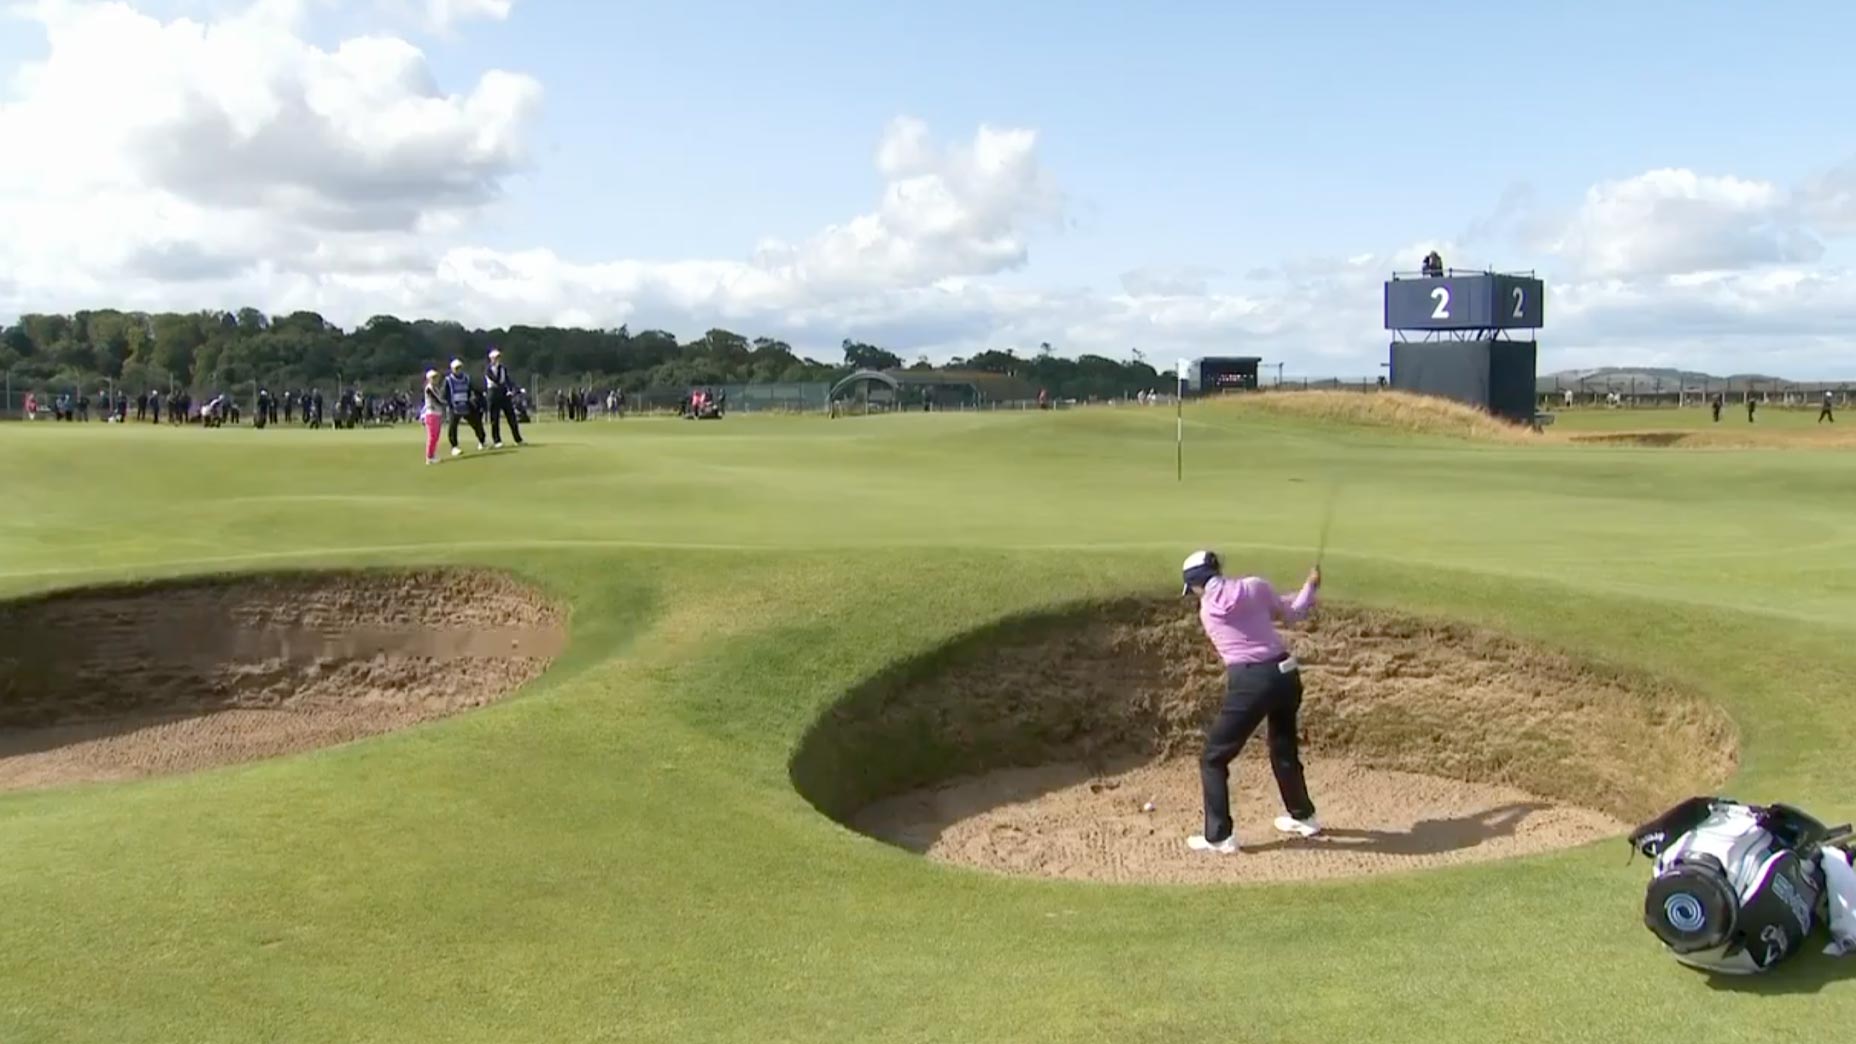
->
xmin=1541 ymin=169 xmax=1823 ymax=279
xmin=0 ymin=0 xmax=539 ymax=293
xmin=1119 ymin=266 xmax=1219 ymax=297
xmin=1795 ymin=160 xmax=1856 ymax=238
xmin=750 ymin=116 xmax=1062 ymax=294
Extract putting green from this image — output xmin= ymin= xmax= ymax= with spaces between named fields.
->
xmin=3 ymin=400 xmax=1855 ymax=1043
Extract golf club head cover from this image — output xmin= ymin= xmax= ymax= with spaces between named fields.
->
xmin=1629 ymin=796 xmax=1721 ymax=860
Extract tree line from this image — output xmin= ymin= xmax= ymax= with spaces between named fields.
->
xmin=0 ymin=308 xmax=1172 ymax=401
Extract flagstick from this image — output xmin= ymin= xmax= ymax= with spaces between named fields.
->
xmin=1175 ymin=359 xmax=1187 ymax=481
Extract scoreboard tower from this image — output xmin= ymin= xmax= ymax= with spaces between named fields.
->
xmin=1383 ymin=266 xmax=1544 ymax=424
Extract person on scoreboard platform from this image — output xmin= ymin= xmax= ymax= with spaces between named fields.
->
xmin=1422 ymin=251 xmax=1444 ymax=277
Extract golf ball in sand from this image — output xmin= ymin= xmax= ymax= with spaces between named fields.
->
xmin=1141 ymin=801 xmax=1156 ymax=813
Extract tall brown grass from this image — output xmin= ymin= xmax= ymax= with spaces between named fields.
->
xmin=1208 ymin=390 xmax=1546 ymax=443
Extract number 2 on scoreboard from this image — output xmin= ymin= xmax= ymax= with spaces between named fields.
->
xmin=1512 ymin=286 xmax=1525 ymax=319
xmin=1430 ymin=286 xmax=1450 ymax=319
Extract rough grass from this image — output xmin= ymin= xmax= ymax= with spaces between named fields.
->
xmin=1214 ymin=389 xmax=1545 ymax=442
xmin=792 ymin=598 xmax=1736 ymax=826
xmin=1215 ymin=391 xmax=1856 ymax=451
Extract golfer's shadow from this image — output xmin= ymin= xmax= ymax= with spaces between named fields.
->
xmin=1248 ymin=802 xmax=1548 ymax=857
xmin=437 ymin=444 xmax=540 ymax=465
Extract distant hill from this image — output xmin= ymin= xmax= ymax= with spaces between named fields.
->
xmin=1538 ymin=366 xmax=1810 ymax=394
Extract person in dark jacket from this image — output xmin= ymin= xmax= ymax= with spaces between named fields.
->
xmin=443 ymin=358 xmax=487 ymax=455
xmin=483 ymin=347 xmax=525 ymax=447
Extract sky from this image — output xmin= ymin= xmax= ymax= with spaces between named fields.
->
xmin=5 ymin=0 xmax=1856 ymax=377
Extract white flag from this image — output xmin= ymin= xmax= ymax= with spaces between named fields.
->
xmin=1177 ymin=359 xmax=1189 ymax=380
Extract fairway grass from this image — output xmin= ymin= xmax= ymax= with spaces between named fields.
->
xmin=4 ymin=404 xmax=1856 ymax=1042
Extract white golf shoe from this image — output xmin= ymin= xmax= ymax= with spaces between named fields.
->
xmin=493 ymin=441 xmax=503 ymax=449
xmin=450 ymin=447 xmax=461 ymax=457
xmin=1187 ymin=834 xmax=1240 ymax=855
xmin=1274 ymin=815 xmax=1321 ymax=838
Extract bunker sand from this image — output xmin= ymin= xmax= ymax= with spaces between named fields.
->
xmin=1568 ymin=427 xmax=1856 ymax=449
xmin=0 ymin=569 xmax=565 ymax=792
xmin=855 ymin=757 xmax=1623 ymax=883
xmin=801 ymin=601 xmax=1738 ymax=884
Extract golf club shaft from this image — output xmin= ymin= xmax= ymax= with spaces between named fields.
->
xmin=1314 ymin=484 xmax=1339 ymax=567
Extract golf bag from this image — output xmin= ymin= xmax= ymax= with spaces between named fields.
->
xmin=1629 ymin=796 xmax=1850 ymax=974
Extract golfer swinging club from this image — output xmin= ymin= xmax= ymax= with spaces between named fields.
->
xmin=1181 ymin=550 xmax=1322 ymax=853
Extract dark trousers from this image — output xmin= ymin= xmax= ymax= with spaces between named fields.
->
xmin=1201 ymin=656 xmax=1316 ymax=843
xmin=449 ymin=407 xmax=486 ymax=448
xmin=1822 ymin=408 xmax=1835 ymax=423
xmin=489 ymin=392 xmax=524 ymax=444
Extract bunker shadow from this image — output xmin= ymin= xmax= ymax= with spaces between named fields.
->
xmin=434 ymin=444 xmax=542 ymax=464
xmin=0 ymin=713 xmax=207 ymax=761
xmin=1569 ymin=432 xmax=1691 ymax=447
xmin=848 ymin=758 xmax=1141 ymax=855
xmin=1247 ymin=801 xmax=1551 ymax=857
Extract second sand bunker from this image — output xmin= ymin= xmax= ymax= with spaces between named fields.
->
xmin=0 ymin=569 xmax=566 ymax=792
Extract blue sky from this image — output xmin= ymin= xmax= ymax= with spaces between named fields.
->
xmin=7 ymin=0 xmax=1856 ymax=375
xmin=441 ymin=1 xmax=1856 ymax=270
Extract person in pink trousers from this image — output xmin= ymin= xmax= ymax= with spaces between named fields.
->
xmin=420 ymin=369 xmax=445 ymax=464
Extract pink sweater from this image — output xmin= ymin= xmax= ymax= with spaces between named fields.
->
xmin=1197 ymin=574 xmax=1316 ymax=666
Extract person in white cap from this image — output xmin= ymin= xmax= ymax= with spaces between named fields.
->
xmin=1179 ymin=549 xmax=1322 ymax=854
xmin=483 ymin=347 xmax=525 ymax=447
xmin=442 ymin=358 xmax=486 ymax=455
